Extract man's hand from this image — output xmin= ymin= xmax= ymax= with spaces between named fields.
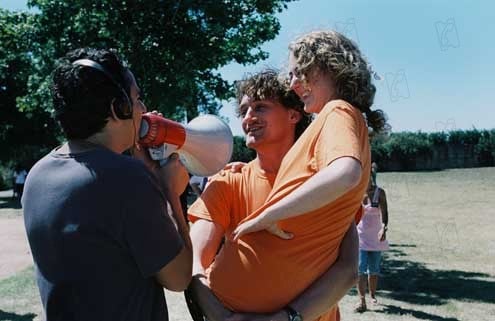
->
xmin=230 ymin=213 xmax=293 ymax=241
xmin=226 ymin=310 xmax=287 ymax=321
xmin=156 ymin=153 xmax=189 ymax=197
xmin=132 ymin=110 xmax=164 ymax=171
xmin=132 ymin=142 xmax=159 ymax=172
xmin=189 ymin=276 xmax=233 ymax=321
xmin=223 ymin=161 xmax=247 ymax=173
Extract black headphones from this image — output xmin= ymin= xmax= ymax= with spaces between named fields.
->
xmin=72 ymin=58 xmax=133 ymax=120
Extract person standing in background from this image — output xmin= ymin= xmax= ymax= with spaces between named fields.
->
xmin=371 ymin=162 xmax=378 ymax=186
xmin=355 ymin=177 xmax=389 ymax=313
xmin=13 ymin=165 xmax=28 ymax=201
xmin=190 ymin=175 xmax=208 ymax=197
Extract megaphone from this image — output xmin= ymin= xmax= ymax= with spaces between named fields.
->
xmin=139 ymin=113 xmax=233 ymax=176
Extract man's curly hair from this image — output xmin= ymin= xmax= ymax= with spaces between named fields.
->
xmin=289 ymin=30 xmax=389 ymax=134
xmin=235 ymin=69 xmax=312 ymax=139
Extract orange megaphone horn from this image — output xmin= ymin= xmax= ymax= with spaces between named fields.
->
xmin=139 ymin=113 xmax=233 ymax=176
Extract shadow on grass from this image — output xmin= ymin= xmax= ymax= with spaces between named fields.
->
xmin=377 ymin=304 xmax=460 ymax=321
xmin=0 ymin=310 xmax=35 ymax=321
xmin=380 ymin=243 xmax=495 ymax=306
xmin=0 ymin=196 xmax=21 ymax=210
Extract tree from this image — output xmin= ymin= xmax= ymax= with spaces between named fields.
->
xmin=20 ymin=0 xmax=296 ymax=120
xmin=474 ymin=129 xmax=495 ymax=166
xmin=0 ymin=9 xmax=59 ymax=166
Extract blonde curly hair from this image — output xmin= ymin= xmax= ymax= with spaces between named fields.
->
xmin=289 ymin=30 xmax=389 ymax=134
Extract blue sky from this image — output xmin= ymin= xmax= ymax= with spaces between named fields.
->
xmin=3 ymin=0 xmax=493 ymax=135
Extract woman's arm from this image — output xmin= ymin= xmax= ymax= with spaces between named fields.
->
xmin=379 ymin=188 xmax=389 ymax=227
xmin=231 ymin=157 xmax=362 ymax=240
xmin=378 ymin=188 xmax=389 ymax=241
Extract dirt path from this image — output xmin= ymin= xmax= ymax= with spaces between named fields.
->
xmin=0 ymin=215 xmax=33 ymax=280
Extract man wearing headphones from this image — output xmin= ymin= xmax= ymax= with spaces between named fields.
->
xmin=22 ymin=48 xmax=192 ymax=321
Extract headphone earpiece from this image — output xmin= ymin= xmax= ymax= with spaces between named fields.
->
xmin=112 ymin=95 xmax=132 ymax=120
xmin=72 ymin=59 xmax=133 ymax=120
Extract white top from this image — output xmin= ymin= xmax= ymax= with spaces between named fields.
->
xmin=15 ymin=170 xmax=28 ymax=184
xmin=189 ymin=175 xmax=207 ymax=191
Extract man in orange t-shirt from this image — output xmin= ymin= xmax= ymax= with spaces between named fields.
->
xmin=188 ymin=70 xmax=361 ymax=321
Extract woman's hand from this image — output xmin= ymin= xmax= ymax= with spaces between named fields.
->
xmin=378 ymin=226 xmax=387 ymax=241
xmin=230 ymin=213 xmax=293 ymax=241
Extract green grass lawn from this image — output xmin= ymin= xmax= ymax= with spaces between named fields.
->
xmin=0 ymin=267 xmax=41 ymax=321
xmin=1 ymin=168 xmax=494 ymax=321
xmin=337 ymin=167 xmax=495 ymax=321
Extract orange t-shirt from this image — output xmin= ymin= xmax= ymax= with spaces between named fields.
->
xmin=189 ymin=160 xmax=276 ymax=233
xmin=189 ymin=100 xmax=370 ymax=321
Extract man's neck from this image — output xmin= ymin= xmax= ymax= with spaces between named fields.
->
xmin=86 ymin=133 xmax=122 ymax=153
xmin=61 ymin=132 xmax=123 ymax=154
xmin=255 ymin=142 xmax=293 ymax=175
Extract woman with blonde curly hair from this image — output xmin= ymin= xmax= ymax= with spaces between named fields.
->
xmin=230 ymin=30 xmax=389 ymax=320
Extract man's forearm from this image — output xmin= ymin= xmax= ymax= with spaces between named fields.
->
xmin=291 ymin=261 xmax=356 ymax=320
xmin=190 ymin=219 xmax=225 ymax=276
xmin=167 ymin=193 xmax=192 ymax=250
xmin=289 ymin=223 xmax=359 ymax=320
xmin=190 ymin=276 xmax=232 ymax=321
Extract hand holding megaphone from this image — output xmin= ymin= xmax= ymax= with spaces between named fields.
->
xmin=139 ymin=112 xmax=233 ymax=176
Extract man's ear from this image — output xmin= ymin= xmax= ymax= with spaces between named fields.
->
xmin=288 ymin=109 xmax=302 ymax=124
xmin=109 ymin=99 xmax=119 ymax=120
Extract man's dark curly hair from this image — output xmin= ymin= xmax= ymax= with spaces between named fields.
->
xmin=235 ymin=69 xmax=311 ymax=139
xmin=52 ymin=48 xmax=132 ymax=139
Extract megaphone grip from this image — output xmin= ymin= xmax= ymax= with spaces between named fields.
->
xmin=139 ymin=113 xmax=186 ymax=148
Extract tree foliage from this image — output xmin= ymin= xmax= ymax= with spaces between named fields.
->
xmin=0 ymin=9 xmax=59 ymax=166
xmin=371 ymin=129 xmax=495 ymax=170
xmin=231 ymin=136 xmax=256 ymax=163
xmin=21 ymin=0 xmax=295 ymax=119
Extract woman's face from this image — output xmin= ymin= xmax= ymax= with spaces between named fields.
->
xmin=288 ymin=52 xmax=337 ymax=114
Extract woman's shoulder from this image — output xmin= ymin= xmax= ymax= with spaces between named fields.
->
xmin=318 ymin=100 xmax=366 ymax=129
xmin=323 ymin=99 xmax=361 ymax=116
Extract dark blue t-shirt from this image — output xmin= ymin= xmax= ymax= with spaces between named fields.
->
xmin=22 ymin=147 xmax=184 ymax=321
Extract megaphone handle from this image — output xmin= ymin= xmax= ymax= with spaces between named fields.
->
xmin=158 ymin=154 xmax=188 ymax=172
xmin=148 ymin=143 xmax=179 ymax=161
xmin=159 ymin=158 xmax=170 ymax=168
